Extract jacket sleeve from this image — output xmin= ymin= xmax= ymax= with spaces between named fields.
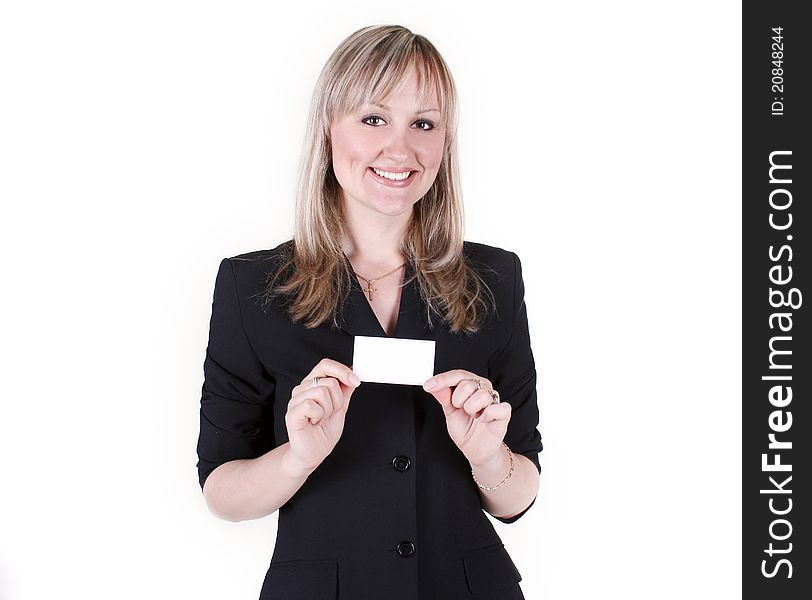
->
xmin=196 ymin=258 xmax=277 ymax=491
xmin=487 ymin=251 xmax=543 ymax=524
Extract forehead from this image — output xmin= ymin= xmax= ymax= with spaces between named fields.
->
xmin=332 ymin=60 xmax=447 ymax=119
xmin=365 ymin=72 xmax=439 ymax=111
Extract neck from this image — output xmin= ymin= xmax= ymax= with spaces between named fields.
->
xmin=340 ymin=200 xmax=411 ymax=268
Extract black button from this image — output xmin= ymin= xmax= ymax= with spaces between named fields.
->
xmin=396 ymin=541 xmax=415 ymax=558
xmin=392 ymin=455 xmax=411 ymax=471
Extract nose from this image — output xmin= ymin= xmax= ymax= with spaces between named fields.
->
xmin=381 ymin=126 xmax=413 ymax=163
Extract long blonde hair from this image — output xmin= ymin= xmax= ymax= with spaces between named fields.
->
xmin=259 ymin=24 xmax=495 ymax=334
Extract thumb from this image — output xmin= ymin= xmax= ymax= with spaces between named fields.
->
xmin=342 ymin=372 xmax=360 ymax=413
xmin=427 ymin=387 xmax=454 ymax=416
xmin=341 ymin=388 xmax=358 ymax=416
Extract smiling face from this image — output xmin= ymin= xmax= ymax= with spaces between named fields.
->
xmin=329 ymin=69 xmax=446 ymax=222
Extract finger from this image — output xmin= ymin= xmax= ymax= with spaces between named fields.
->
xmin=342 ymin=370 xmax=359 ymax=412
xmin=463 ymin=389 xmax=496 ymax=417
xmin=288 ymin=397 xmax=326 ymax=428
xmin=476 ymin=402 xmax=512 ymax=423
xmin=304 ymin=358 xmax=361 ymax=388
xmin=293 ymin=377 xmax=337 ymax=399
xmin=312 ymin=377 xmax=343 ymax=412
xmin=297 ymin=376 xmax=351 ymax=415
xmin=289 ymin=385 xmax=334 ymax=421
xmin=422 ymin=369 xmax=469 ymax=392
xmin=423 ymin=370 xmax=492 ymax=394
xmin=451 ymin=379 xmax=483 ymax=409
xmin=429 ymin=385 xmax=454 ymax=415
xmin=317 ymin=375 xmax=357 ymax=413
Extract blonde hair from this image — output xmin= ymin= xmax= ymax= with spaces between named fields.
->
xmin=260 ymin=24 xmax=495 ymax=334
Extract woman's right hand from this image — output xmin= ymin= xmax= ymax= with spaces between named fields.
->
xmin=284 ymin=358 xmax=361 ymax=473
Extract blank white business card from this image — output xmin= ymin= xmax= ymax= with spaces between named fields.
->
xmin=352 ymin=335 xmax=436 ymax=386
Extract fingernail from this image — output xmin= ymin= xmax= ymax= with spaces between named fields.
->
xmin=350 ymin=373 xmax=361 ymax=386
xmin=423 ymin=379 xmax=437 ymax=391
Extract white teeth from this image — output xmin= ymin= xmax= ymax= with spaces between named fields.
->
xmin=372 ymin=167 xmax=411 ymax=181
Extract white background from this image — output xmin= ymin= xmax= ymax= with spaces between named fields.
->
xmin=0 ymin=1 xmax=741 ymax=598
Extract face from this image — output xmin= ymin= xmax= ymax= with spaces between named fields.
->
xmin=329 ymin=69 xmax=446 ymax=222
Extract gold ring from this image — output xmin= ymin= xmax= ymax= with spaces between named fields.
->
xmin=488 ymin=389 xmax=500 ymax=404
xmin=312 ymin=376 xmax=321 ymax=388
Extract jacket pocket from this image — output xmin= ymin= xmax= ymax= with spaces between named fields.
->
xmin=259 ymin=559 xmax=337 ymax=600
xmin=462 ymin=542 xmax=524 ymax=597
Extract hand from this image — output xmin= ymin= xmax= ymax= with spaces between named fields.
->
xmin=285 ymin=358 xmax=361 ymax=473
xmin=423 ymin=369 xmax=511 ymax=468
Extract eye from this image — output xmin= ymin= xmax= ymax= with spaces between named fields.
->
xmin=413 ymin=119 xmax=435 ymax=131
xmin=362 ymin=115 xmax=386 ymax=126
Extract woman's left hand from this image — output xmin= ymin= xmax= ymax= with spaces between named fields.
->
xmin=423 ymin=369 xmax=511 ymax=467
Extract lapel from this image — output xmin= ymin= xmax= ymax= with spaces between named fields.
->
xmin=337 ymin=258 xmax=433 ymax=340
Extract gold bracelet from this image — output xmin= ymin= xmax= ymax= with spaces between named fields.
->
xmin=471 ymin=442 xmax=514 ymax=491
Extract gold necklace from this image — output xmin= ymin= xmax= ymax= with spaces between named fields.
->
xmin=353 ymin=261 xmax=407 ymax=301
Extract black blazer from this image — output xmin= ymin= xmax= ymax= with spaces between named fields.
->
xmin=197 ymin=240 xmax=543 ymax=600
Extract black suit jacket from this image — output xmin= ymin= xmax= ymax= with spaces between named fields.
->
xmin=197 ymin=240 xmax=543 ymax=600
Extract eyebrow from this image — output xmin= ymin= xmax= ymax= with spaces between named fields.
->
xmin=371 ymin=102 xmax=441 ymax=115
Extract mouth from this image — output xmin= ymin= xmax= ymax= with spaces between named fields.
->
xmin=369 ymin=167 xmax=415 ymax=181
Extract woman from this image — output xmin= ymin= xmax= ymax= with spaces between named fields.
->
xmin=197 ymin=25 xmax=542 ymax=599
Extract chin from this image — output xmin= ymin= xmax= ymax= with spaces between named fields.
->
xmin=364 ymin=194 xmax=422 ymax=216
xmin=372 ymin=202 xmax=416 ymax=218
